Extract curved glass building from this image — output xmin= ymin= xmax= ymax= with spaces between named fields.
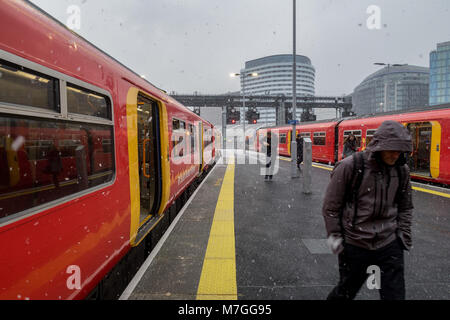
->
xmin=240 ymin=54 xmax=315 ymax=123
xmin=352 ymin=64 xmax=429 ymax=115
xmin=430 ymin=41 xmax=450 ymax=106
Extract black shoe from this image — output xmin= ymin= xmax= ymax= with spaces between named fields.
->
xmin=269 ymin=175 xmax=273 ymax=180
xmin=264 ymin=175 xmax=268 ymax=180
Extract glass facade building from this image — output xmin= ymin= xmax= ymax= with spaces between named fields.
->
xmin=352 ymin=65 xmax=429 ymax=116
xmin=430 ymin=41 xmax=450 ymax=106
xmin=240 ymin=54 xmax=315 ymax=123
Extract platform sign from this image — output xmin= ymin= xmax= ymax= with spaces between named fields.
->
xmin=288 ymin=120 xmax=299 ymax=125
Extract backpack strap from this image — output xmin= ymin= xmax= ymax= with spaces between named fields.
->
xmin=394 ymin=164 xmax=407 ymax=205
xmin=344 ymin=152 xmax=365 ymax=228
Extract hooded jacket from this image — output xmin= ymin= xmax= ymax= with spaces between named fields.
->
xmin=322 ymin=120 xmax=414 ymax=251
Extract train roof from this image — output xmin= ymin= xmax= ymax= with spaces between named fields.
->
xmin=256 ymin=104 xmax=450 ymax=131
xmin=338 ymin=104 xmax=450 ymax=122
xmin=4 ymin=1 xmax=204 ymax=122
xmin=22 ymin=1 xmax=163 ymax=92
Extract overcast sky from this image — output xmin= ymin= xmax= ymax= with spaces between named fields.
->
xmin=29 ymin=0 xmax=450 ymax=96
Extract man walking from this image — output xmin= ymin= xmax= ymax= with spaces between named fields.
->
xmin=322 ymin=120 xmax=414 ymax=300
xmin=296 ymin=134 xmax=303 ymax=170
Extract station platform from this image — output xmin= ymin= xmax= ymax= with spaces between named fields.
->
xmin=120 ymin=150 xmax=450 ymax=300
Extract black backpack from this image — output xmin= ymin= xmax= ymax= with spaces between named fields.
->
xmin=345 ymin=152 xmax=407 ymax=228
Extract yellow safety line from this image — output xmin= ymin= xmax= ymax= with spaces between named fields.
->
xmin=280 ymin=156 xmax=333 ymax=172
xmin=411 ymin=186 xmax=450 ymax=198
xmin=312 ymin=164 xmax=333 ymax=171
xmin=309 ymin=161 xmax=450 ymax=198
xmin=196 ymin=157 xmax=237 ymax=300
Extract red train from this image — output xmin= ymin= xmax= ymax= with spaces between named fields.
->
xmin=0 ymin=0 xmax=218 ymax=299
xmin=256 ymin=107 xmax=450 ymax=186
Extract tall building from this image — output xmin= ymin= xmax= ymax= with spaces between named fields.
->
xmin=352 ymin=64 xmax=429 ymax=115
xmin=240 ymin=54 xmax=315 ymax=123
xmin=430 ymin=41 xmax=450 ymax=106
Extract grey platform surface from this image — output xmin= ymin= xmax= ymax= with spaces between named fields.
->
xmin=125 ymin=152 xmax=450 ymax=300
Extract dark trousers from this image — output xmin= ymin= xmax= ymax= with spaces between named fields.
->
xmin=265 ymin=155 xmax=273 ymax=178
xmin=327 ymin=238 xmax=405 ymax=300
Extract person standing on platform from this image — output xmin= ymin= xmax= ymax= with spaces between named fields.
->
xmin=342 ymin=133 xmax=357 ymax=159
xmin=296 ymin=134 xmax=303 ymax=170
xmin=262 ymin=131 xmax=276 ymax=181
xmin=322 ymin=120 xmax=414 ymax=300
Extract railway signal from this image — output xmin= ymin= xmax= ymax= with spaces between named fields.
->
xmin=246 ymin=107 xmax=260 ymax=124
xmin=226 ymin=106 xmax=240 ymax=124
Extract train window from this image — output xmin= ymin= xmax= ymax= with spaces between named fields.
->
xmin=366 ymin=129 xmax=377 ymax=146
xmin=172 ymin=118 xmax=186 ymax=158
xmin=343 ymin=130 xmax=362 ymax=148
xmin=172 ymin=118 xmax=180 ymax=130
xmin=0 ymin=115 xmax=114 ymax=223
xmin=67 ymin=84 xmax=111 ymax=119
xmin=300 ymin=132 xmax=310 ymax=138
xmin=313 ymin=132 xmax=326 ymax=145
xmin=172 ymin=119 xmax=180 ymax=131
xmin=0 ymin=59 xmax=59 ymax=112
xmin=172 ymin=118 xmax=186 ymax=131
xmin=279 ymin=133 xmax=287 ymax=144
xmin=204 ymin=127 xmax=212 ymax=148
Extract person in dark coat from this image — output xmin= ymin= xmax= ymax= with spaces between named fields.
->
xmin=296 ymin=134 xmax=303 ymax=170
xmin=322 ymin=120 xmax=413 ymax=300
xmin=263 ymin=131 xmax=273 ymax=180
xmin=342 ymin=133 xmax=357 ymax=159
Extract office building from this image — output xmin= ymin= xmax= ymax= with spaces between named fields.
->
xmin=352 ymin=64 xmax=429 ymax=115
xmin=240 ymin=54 xmax=315 ymax=123
xmin=430 ymin=41 xmax=450 ymax=106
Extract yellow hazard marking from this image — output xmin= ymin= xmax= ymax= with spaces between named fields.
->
xmin=312 ymin=164 xmax=333 ymax=171
xmin=280 ymin=156 xmax=334 ymax=172
xmin=411 ymin=186 xmax=450 ymax=198
xmin=309 ymin=161 xmax=450 ymax=199
xmin=196 ymin=157 xmax=237 ymax=300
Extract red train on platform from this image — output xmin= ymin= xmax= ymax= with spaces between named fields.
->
xmin=0 ymin=0 xmax=218 ymax=299
xmin=256 ymin=107 xmax=450 ymax=186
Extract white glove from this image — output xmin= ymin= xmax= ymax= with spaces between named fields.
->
xmin=327 ymin=235 xmax=344 ymax=254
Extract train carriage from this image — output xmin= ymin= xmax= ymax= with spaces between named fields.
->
xmin=338 ymin=108 xmax=450 ymax=185
xmin=256 ymin=120 xmax=338 ymax=164
xmin=257 ymin=107 xmax=450 ymax=186
xmin=0 ymin=0 xmax=216 ymax=300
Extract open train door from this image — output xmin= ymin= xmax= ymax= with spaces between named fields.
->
xmin=406 ymin=121 xmax=441 ymax=179
xmin=198 ymin=122 xmax=203 ymax=173
xmin=127 ymin=91 xmax=163 ymax=246
xmin=137 ymin=94 xmax=162 ymax=225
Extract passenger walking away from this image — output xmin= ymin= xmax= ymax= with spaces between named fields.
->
xmin=262 ymin=131 xmax=276 ymax=181
xmin=322 ymin=120 xmax=413 ymax=300
xmin=342 ymin=133 xmax=357 ymax=159
xmin=296 ymin=134 xmax=303 ymax=170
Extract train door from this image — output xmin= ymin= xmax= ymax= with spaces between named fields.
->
xmin=288 ymin=129 xmax=292 ymax=156
xmin=188 ymin=123 xmax=195 ymax=165
xmin=137 ymin=94 xmax=161 ymax=224
xmin=198 ymin=122 xmax=203 ymax=172
xmin=406 ymin=122 xmax=433 ymax=176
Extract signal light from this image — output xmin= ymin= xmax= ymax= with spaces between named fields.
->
xmin=231 ymin=119 xmax=236 ymax=124
xmin=252 ymin=119 xmax=257 ymax=124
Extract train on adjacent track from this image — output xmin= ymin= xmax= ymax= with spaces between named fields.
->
xmin=256 ymin=107 xmax=450 ymax=186
xmin=0 ymin=0 xmax=220 ymax=299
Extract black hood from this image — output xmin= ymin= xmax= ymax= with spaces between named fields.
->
xmin=366 ymin=120 xmax=413 ymax=153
